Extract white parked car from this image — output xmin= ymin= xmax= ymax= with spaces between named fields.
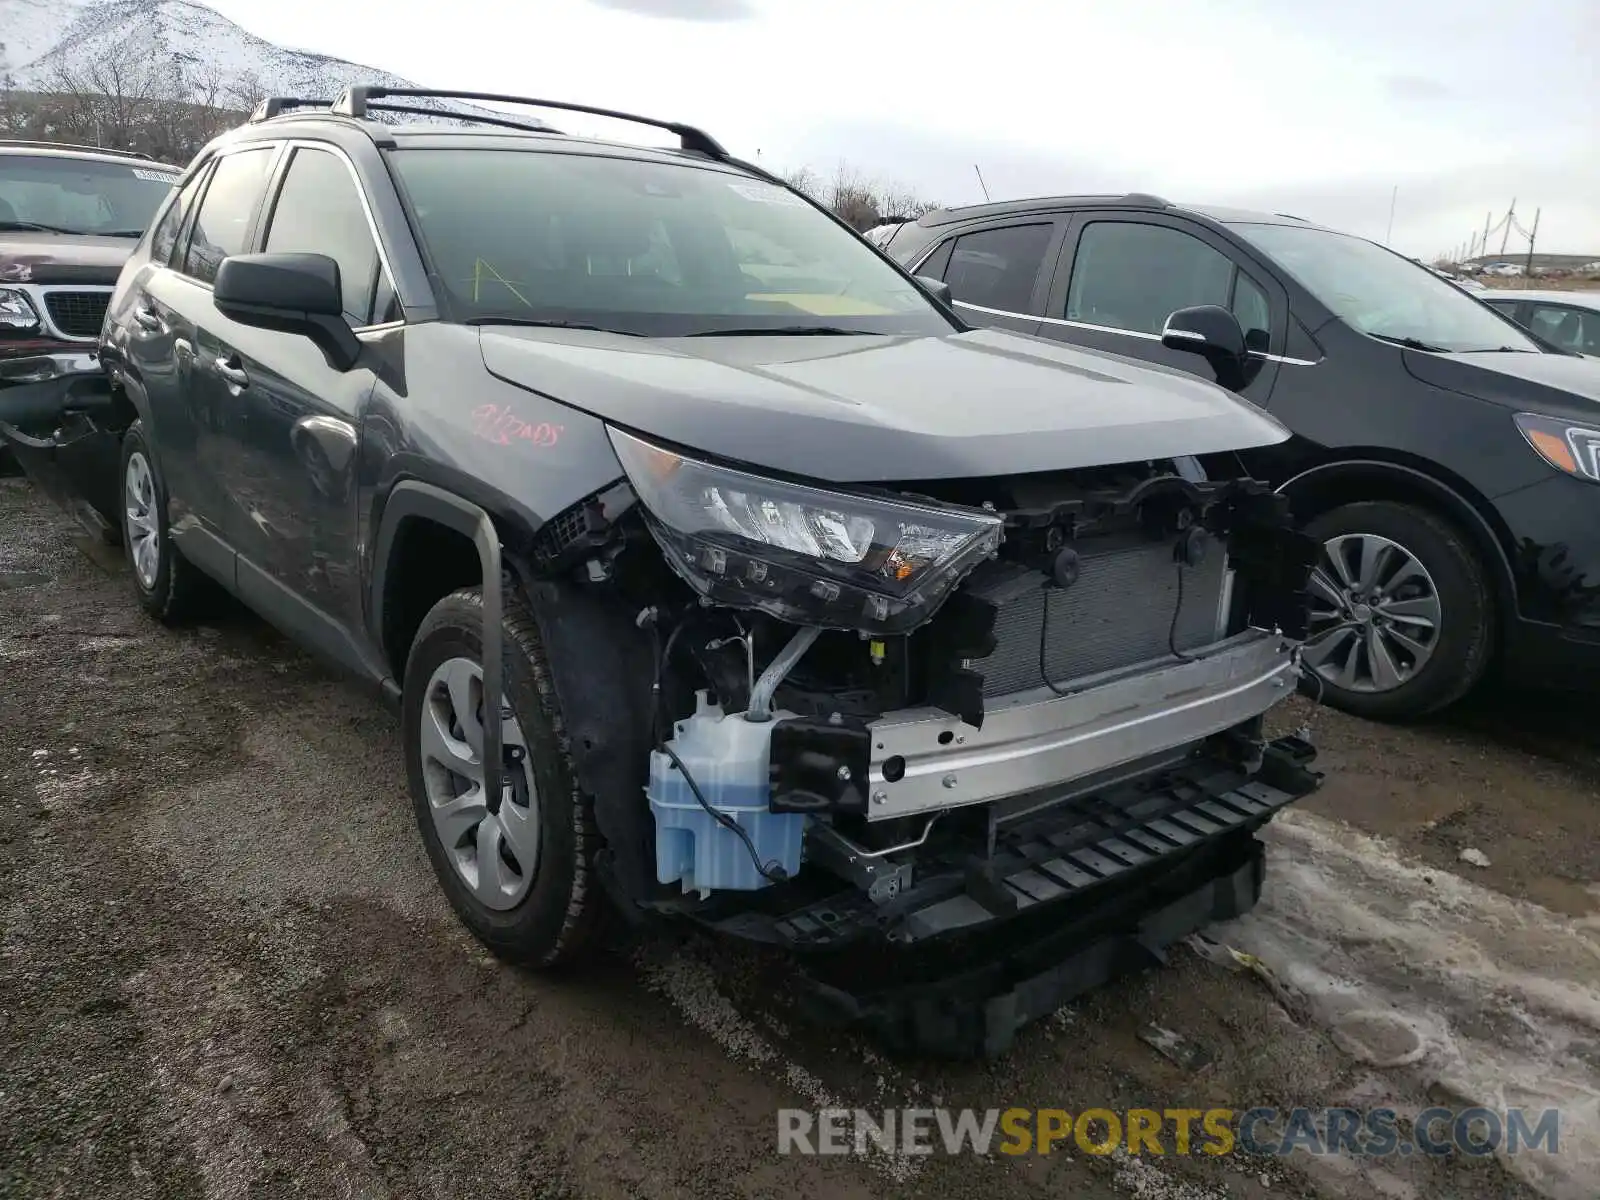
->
xmin=1481 ymin=261 xmax=1525 ymax=277
xmin=1480 ymin=289 xmax=1600 ymax=355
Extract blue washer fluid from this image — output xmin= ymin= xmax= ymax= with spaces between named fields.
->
xmin=646 ymin=690 xmax=807 ymax=894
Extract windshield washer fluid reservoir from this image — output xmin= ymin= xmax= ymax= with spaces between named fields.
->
xmin=647 ymin=691 xmax=806 ymax=894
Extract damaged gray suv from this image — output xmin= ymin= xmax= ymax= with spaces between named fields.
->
xmin=0 ymin=88 xmax=1324 ymax=1056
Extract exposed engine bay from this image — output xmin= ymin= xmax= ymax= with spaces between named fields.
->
xmin=536 ymin=439 xmax=1323 ymax=981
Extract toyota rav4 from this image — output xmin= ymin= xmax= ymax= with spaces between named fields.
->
xmin=0 ymin=89 xmax=1323 ymax=1055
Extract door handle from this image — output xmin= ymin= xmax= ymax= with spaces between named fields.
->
xmin=133 ymin=304 xmax=161 ymax=331
xmin=213 ymin=354 xmax=249 ymax=390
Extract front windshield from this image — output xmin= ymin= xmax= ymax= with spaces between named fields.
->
xmin=1230 ymin=222 xmax=1540 ymax=353
xmin=388 ymin=148 xmax=954 ymax=337
xmin=0 ymin=154 xmax=179 ymax=236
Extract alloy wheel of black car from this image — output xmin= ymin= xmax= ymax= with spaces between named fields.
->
xmin=120 ymin=422 xmax=210 ymax=625
xmin=1301 ymin=501 xmax=1493 ymax=720
xmin=402 ymin=587 xmax=605 ymax=967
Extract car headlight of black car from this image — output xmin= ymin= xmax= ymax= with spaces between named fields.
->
xmin=0 ymin=287 xmax=41 ymax=334
xmin=1515 ymin=413 xmax=1600 ymax=484
xmin=608 ymin=426 xmax=1002 ymax=634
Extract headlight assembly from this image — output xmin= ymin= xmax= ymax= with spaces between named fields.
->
xmin=0 ymin=287 xmax=41 ymax=333
xmin=607 ymin=426 xmax=1003 ymax=634
xmin=1515 ymin=413 xmax=1600 ymax=484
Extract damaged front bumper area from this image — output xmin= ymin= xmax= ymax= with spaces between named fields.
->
xmin=697 ymin=733 xmax=1321 ymax=1056
xmin=0 ymin=373 xmax=124 ymax=537
xmin=866 ymin=628 xmax=1297 ymax=821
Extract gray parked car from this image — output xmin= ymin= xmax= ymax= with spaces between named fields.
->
xmin=1 ymin=89 xmax=1323 ymax=1055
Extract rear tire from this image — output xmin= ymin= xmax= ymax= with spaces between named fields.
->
xmin=120 ymin=422 xmax=211 ymax=625
xmin=402 ymin=586 xmax=606 ymax=967
xmin=1300 ymin=500 xmax=1493 ymax=721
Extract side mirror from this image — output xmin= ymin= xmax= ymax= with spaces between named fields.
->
xmin=213 ymin=252 xmax=361 ymax=371
xmin=1161 ymin=304 xmax=1248 ymax=391
xmin=914 ymin=274 xmax=954 ymax=307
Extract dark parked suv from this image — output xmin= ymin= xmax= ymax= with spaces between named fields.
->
xmin=882 ymin=197 xmax=1600 ymax=720
xmin=1 ymin=141 xmax=180 ymax=477
xmin=0 ymin=94 xmax=1325 ymax=1055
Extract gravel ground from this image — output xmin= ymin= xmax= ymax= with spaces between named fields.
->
xmin=2 ymin=475 xmax=1597 ymax=1200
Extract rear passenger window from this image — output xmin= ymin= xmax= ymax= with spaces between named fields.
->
xmin=943 ymin=224 xmax=1053 ymax=313
xmin=182 ymin=147 xmax=274 ymax=285
xmin=262 ymin=146 xmax=386 ymax=326
xmin=1068 ymin=222 xmax=1244 ymax=337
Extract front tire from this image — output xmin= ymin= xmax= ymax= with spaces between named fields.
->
xmin=402 ymin=587 xmax=605 ymax=967
xmin=1300 ymin=500 xmax=1493 ymax=721
xmin=120 ymin=422 xmax=210 ymax=624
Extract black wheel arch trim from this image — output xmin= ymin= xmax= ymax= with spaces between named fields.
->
xmin=503 ymin=561 xmax=659 ymax=911
xmin=371 ymin=479 xmax=506 ymax=817
xmin=1274 ymin=456 xmax=1518 ymax=620
xmin=370 ymin=478 xmax=658 ymax=908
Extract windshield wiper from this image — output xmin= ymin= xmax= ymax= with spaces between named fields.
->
xmin=1369 ymin=333 xmax=1450 ymax=353
xmin=683 ymin=326 xmax=879 ymax=337
xmin=462 ymin=317 xmax=645 ymax=337
xmin=94 ymin=229 xmax=147 ymax=238
xmin=0 ymin=219 xmax=78 ymax=234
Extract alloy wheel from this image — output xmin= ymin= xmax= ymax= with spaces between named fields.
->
xmin=1303 ymin=532 xmax=1442 ymax=693
xmin=125 ymin=451 xmax=160 ymax=589
xmin=418 ymin=656 xmax=540 ymax=910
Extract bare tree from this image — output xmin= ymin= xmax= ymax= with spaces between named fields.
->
xmin=777 ymin=159 xmax=940 ymax=230
xmin=19 ymin=45 xmax=252 ymax=163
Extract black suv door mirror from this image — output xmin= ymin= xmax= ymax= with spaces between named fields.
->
xmin=1161 ymin=304 xmax=1248 ymax=391
xmin=914 ymin=275 xmax=954 ymax=307
xmin=213 ymin=252 xmax=361 ymax=371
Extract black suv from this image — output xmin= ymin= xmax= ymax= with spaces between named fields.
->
xmin=881 ymin=197 xmax=1600 ymax=720
xmin=0 ymin=92 xmax=1325 ymax=1055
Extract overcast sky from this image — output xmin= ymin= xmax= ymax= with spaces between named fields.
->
xmin=204 ymin=0 xmax=1599 ymax=258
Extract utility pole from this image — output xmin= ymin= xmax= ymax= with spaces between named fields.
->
xmin=1523 ymin=208 xmax=1540 ymax=278
xmin=1499 ymin=199 xmax=1516 ymax=256
xmin=1385 ymin=185 xmax=1398 ymax=244
xmin=973 ymin=164 xmax=990 ymax=202
xmin=1482 ymin=211 xmax=1492 ymax=259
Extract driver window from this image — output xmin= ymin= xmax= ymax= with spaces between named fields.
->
xmin=263 ymin=146 xmax=387 ymax=326
xmin=1528 ymin=304 xmax=1597 ymax=354
xmin=1067 ymin=221 xmax=1267 ymax=340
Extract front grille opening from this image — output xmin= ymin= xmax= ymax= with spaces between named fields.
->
xmin=44 ymin=292 xmax=111 ymax=339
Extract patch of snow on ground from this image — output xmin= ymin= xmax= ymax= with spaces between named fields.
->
xmin=1220 ymin=809 xmax=1600 ymax=1200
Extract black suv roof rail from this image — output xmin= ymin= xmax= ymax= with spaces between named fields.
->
xmin=329 ymin=86 xmax=729 ymax=157
xmin=250 ymin=97 xmax=333 ymax=120
xmin=250 ymin=94 xmax=557 ymax=135
xmin=0 ymin=138 xmax=156 ymax=161
xmin=921 ymin=191 xmax=1175 ymax=227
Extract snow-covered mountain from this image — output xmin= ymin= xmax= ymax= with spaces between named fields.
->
xmin=0 ymin=0 xmax=540 ymax=125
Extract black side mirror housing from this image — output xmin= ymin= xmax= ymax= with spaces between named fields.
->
xmin=213 ymin=252 xmax=362 ymax=372
xmin=914 ymin=274 xmax=954 ymax=307
xmin=1161 ymin=304 xmax=1249 ymax=391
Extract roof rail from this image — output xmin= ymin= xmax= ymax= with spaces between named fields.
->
xmin=249 ymin=94 xmax=559 ymax=135
xmin=360 ymin=102 xmax=559 ymax=135
xmin=330 ymin=86 xmax=728 ymax=157
xmin=1120 ymin=192 xmax=1172 ymax=207
xmin=250 ymin=97 xmax=333 ymax=121
xmin=0 ymin=138 xmax=155 ymax=161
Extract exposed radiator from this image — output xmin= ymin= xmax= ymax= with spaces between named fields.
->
xmin=974 ymin=540 xmax=1230 ymax=697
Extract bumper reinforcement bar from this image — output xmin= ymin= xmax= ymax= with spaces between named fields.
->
xmin=866 ymin=629 xmax=1298 ymax=821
